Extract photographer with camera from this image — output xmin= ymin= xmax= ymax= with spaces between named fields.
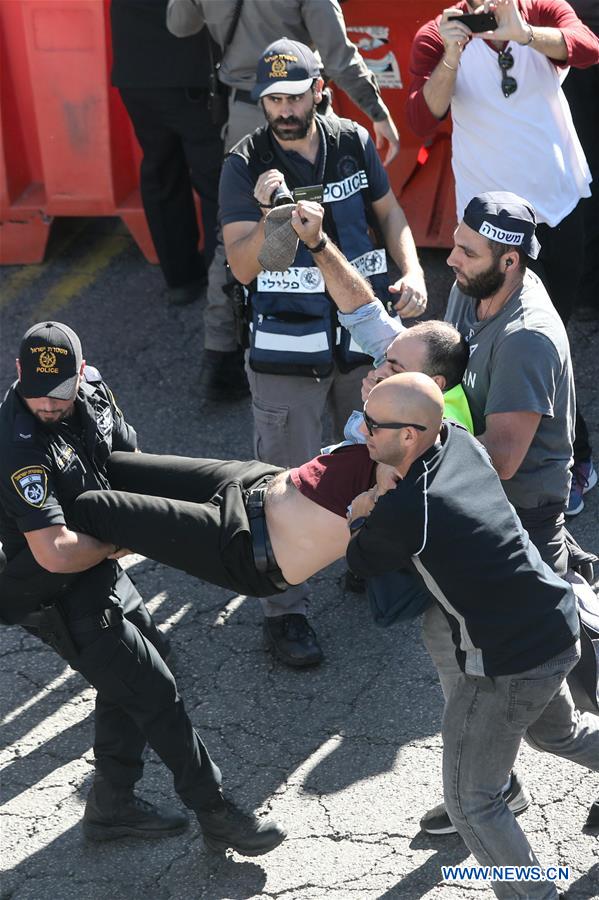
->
xmin=219 ymin=38 xmax=426 ymax=667
xmin=167 ymin=0 xmax=402 ymax=401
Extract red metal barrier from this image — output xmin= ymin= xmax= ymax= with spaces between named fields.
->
xmin=0 ymin=0 xmax=157 ymax=264
xmin=0 ymin=0 xmax=454 ymax=266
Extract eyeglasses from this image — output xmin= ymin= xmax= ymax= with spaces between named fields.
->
xmin=498 ymin=48 xmax=517 ymax=98
xmin=363 ymin=410 xmax=427 ymax=437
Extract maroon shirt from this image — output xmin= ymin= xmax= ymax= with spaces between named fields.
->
xmin=290 ymin=444 xmax=376 ymax=519
xmin=407 ymin=0 xmax=599 ymax=137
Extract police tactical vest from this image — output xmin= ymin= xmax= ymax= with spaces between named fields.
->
xmin=233 ymin=114 xmax=390 ymax=377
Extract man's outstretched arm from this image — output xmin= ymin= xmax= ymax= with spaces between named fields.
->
xmin=290 ymin=201 xmax=377 ymax=312
xmin=290 ymin=202 xmax=403 ymax=364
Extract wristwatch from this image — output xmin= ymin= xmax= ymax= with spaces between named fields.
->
xmin=349 ymin=515 xmax=368 ymax=533
xmin=305 ymin=234 xmax=328 ymax=253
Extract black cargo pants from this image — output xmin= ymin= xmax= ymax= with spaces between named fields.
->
xmin=67 ymin=452 xmax=286 ymax=598
xmin=0 ymin=553 xmax=222 ymax=813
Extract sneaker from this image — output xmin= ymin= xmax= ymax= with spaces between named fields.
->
xmin=197 ymin=794 xmax=286 ymax=856
xmin=566 ymin=459 xmax=597 ymax=517
xmin=83 ymin=779 xmax=189 ymax=841
xmin=584 ymin=799 xmax=599 ymax=833
xmin=419 ymin=771 xmax=531 ymax=835
xmin=263 ymin=613 xmax=323 ymax=668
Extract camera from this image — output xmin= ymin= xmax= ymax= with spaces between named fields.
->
xmin=270 ymin=178 xmax=295 ymax=207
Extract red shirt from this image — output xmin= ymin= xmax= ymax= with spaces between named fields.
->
xmin=407 ymin=0 xmax=599 ymax=137
xmin=290 ymin=444 xmax=376 ymax=519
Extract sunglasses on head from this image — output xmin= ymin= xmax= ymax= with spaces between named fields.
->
xmin=498 ymin=48 xmax=517 ymax=98
xmin=363 ymin=410 xmax=427 ymax=437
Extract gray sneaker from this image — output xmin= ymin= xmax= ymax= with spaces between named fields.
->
xmin=419 ymin=771 xmax=531 ymax=835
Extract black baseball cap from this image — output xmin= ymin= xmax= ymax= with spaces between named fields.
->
xmin=463 ymin=191 xmax=541 ymax=260
xmin=18 ymin=321 xmax=83 ymax=399
xmin=251 ymin=38 xmax=321 ymax=101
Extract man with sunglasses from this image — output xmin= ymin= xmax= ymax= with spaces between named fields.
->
xmin=407 ymin=0 xmax=599 ymax=517
xmin=345 ymin=372 xmax=599 ymax=900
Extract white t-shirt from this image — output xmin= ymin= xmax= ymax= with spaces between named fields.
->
xmin=451 ymin=39 xmax=591 ymax=225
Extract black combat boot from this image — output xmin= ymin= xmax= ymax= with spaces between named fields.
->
xmin=195 ymin=348 xmax=250 ymax=402
xmin=82 ymin=776 xmax=189 ymax=841
xmin=263 ymin=613 xmax=323 ymax=667
xmin=197 ymin=792 xmax=286 ymax=856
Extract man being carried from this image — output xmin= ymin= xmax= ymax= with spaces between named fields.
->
xmin=62 ymin=315 xmax=468 ymax=625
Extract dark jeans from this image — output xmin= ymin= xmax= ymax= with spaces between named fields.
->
xmin=67 ymin=452 xmax=285 ymax=597
xmin=0 ymin=555 xmax=222 ymax=812
xmin=528 ymin=202 xmax=592 ymax=462
xmin=119 ymin=86 xmax=223 ymax=287
xmin=442 ymin=640 xmax=598 ymax=900
xmin=516 ymin=504 xmax=569 ymax=578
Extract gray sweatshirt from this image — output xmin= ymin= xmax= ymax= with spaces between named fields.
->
xmin=166 ymin=0 xmax=391 ymax=121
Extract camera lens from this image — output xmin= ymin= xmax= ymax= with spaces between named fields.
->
xmin=270 ymin=179 xmax=294 ymax=207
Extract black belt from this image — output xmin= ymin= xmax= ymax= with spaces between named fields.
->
xmin=231 ymin=88 xmax=256 ymax=106
xmin=246 ymin=478 xmax=289 ymax=592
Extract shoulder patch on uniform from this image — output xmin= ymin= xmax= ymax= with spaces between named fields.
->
xmin=11 ymin=466 xmax=48 ymax=507
xmin=83 ymin=365 xmax=102 ymax=383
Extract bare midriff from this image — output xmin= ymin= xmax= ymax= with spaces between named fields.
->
xmin=265 ymin=472 xmax=350 ymax=585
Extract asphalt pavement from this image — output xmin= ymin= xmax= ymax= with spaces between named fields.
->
xmin=1 ymin=218 xmax=597 ymax=900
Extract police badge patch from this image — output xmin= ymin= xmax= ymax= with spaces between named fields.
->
xmin=11 ymin=466 xmax=48 ymax=507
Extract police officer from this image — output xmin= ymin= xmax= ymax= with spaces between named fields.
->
xmin=220 ymin=39 xmax=427 ymax=667
xmin=0 ymin=321 xmax=285 ymax=855
xmin=167 ymin=0 xmax=403 ymax=398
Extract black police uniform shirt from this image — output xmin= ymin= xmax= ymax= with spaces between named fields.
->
xmin=0 ymin=367 xmax=137 ymax=561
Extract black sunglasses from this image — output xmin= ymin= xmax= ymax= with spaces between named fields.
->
xmin=498 ymin=48 xmax=517 ymax=98
xmin=363 ymin=410 xmax=427 ymax=436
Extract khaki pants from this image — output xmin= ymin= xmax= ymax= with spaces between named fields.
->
xmin=247 ymin=359 xmax=369 ymax=617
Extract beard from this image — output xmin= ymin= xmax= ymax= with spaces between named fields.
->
xmin=32 ymin=403 xmax=75 ymax=428
xmin=454 ymin=260 xmax=506 ymax=300
xmin=264 ymin=103 xmax=316 ymax=141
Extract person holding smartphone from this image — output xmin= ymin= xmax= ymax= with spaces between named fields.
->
xmin=407 ymin=0 xmax=599 ymax=520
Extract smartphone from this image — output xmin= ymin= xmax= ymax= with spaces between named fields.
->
xmin=448 ymin=11 xmax=498 ymax=32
